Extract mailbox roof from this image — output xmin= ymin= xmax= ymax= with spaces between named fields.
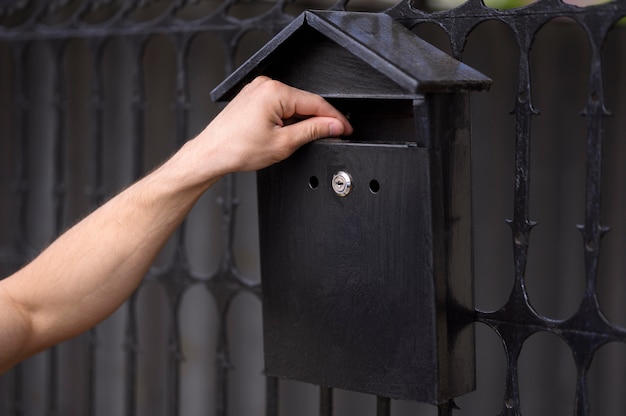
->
xmin=211 ymin=11 xmax=491 ymax=101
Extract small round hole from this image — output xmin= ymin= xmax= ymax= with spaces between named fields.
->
xmin=309 ymin=176 xmax=319 ymax=189
xmin=369 ymin=179 xmax=380 ymax=194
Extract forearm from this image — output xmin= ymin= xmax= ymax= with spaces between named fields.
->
xmin=1 ymin=139 xmax=217 ymax=363
xmin=0 ymin=76 xmax=352 ymax=373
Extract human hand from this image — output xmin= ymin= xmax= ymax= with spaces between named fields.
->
xmin=190 ymin=76 xmax=353 ymax=178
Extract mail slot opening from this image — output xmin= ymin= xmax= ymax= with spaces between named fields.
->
xmin=326 ymin=98 xmax=415 ymax=142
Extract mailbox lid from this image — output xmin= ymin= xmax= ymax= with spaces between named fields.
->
xmin=259 ymin=140 xmax=454 ymax=402
xmin=211 ymin=11 xmax=491 ymax=102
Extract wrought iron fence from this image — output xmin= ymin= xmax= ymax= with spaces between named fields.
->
xmin=1 ymin=0 xmax=625 ymax=415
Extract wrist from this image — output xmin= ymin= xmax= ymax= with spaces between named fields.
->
xmin=166 ymin=138 xmax=226 ymax=189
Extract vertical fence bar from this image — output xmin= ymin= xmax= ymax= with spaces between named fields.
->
xmin=124 ymin=292 xmax=139 ymax=416
xmin=124 ymin=35 xmax=149 ymax=416
xmin=502 ymin=31 xmax=538 ymax=416
xmin=266 ymin=376 xmax=279 ymax=416
xmin=86 ymin=331 xmax=97 ymax=414
xmin=131 ymin=37 xmax=148 ymax=183
xmin=578 ymin=24 xmax=611 ymax=324
xmin=11 ymin=41 xmax=31 ymax=274
xmin=169 ymin=293 xmax=184 ymax=416
xmin=572 ymin=21 xmax=612 ymax=416
xmin=216 ymin=39 xmax=237 ymax=416
xmin=47 ymin=38 xmax=67 ymax=416
xmin=85 ymin=36 xmax=107 ymax=416
xmin=215 ymin=304 xmax=231 ymax=416
xmin=376 ymin=396 xmax=390 ymax=416
xmin=165 ymin=32 xmax=194 ymax=416
xmin=86 ymin=37 xmax=106 ymax=239
xmin=213 ymin=159 xmax=240 ymax=416
xmin=10 ymin=40 xmax=28 ymax=416
xmin=320 ymin=386 xmax=333 ymax=416
xmin=509 ymin=32 xmax=537 ymax=312
xmin=84 ymin=38 xmax=98 ymax=412
xmin=50 ymin=42 xmax=66 ymax=259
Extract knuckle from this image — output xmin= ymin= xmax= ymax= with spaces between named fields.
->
xmin=308 ymin=124 xmax=321 ymax=140
xmin=312 ymin=94 xmax=326 ymax=104
xmin=251 ymin=75 xmax=270 ymax=87
xmin=243 ymin=76 xmax=271 ymax=93
xmin=261 ymin=79 xmax=284 ymax=95
xmin=308 ymin=121 xmax=327 ymax=140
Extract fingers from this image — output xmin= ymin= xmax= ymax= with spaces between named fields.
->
xmin=243 ymin=76 xmax=353 ymax=136
xmin=276 ymin=83 xmax=353 ymax=136
xmin=280 ymin=116 xmax=347 ymax=149
xmin=194 ymin=77 xmax=353 ymax=176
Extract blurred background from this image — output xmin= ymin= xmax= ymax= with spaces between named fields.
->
xmin=0 ymin=0 xmax=625 ymax=415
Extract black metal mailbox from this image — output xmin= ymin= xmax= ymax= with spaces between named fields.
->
xmin=212 ymin=11 xmax=491 ymax=404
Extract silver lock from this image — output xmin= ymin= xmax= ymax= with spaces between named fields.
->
xmin=332 ymin=171 xmax=352 ymax=197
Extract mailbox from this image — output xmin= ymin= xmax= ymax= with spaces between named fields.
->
xmin=212 ymin=10 xmax=491 ymax=404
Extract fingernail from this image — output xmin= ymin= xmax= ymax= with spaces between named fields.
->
xmin=329 ymin=122 xmax=341 ymax=137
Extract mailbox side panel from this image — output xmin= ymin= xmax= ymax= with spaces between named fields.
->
xmin=441 ymin=94 xmax=476 ymax=398
xmin=416 ymin=93 xmax=476 ymax=399
xmin=258 ymin=140 xmax=439 ymax=402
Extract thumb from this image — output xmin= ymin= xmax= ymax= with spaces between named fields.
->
xmin=282 ymin=117 xmax=347 ymax=147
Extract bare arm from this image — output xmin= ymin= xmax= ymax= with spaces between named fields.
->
xmin=0 ymin=77 xmax=352 ymax=373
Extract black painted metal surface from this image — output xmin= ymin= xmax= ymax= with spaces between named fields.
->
xmin=1 ymin=1 xmax=626 ymax=415
xmin=213 ymin=15 xmax=487 ymax=402
xmin=210 ymin=10 xmax=490 ymax=101
xmin=258 ymin=140 xmax=471 ymax=403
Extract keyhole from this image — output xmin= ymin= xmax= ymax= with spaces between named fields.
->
xmin=332 ymin=171 xmax=352 ymax=197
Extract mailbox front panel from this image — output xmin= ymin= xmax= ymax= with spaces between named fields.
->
xmin=258 ymin=140 xmax=442 ymax=401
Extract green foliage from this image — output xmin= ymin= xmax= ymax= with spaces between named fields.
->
xmin=483 ymin=0 xmax=529 ymax=9
xmin=428 ymin=0 xmax=620 ymax=10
